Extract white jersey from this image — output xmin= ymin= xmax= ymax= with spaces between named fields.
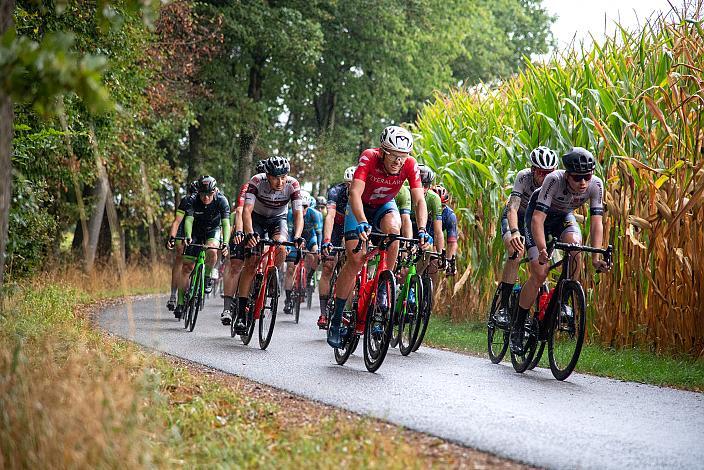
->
xmin=244 ymin=173 xmax=302 ymax=218
xmin=510 ymin=168 xmax=540 ymax=212
xmin=534 ymin=170 xmax=604 ymax=216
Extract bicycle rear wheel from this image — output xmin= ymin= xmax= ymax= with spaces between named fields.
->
xmin=399 ymin=274 xmax=423 ymax=356
xmin=528 ymin=341 xmax=546 ymax=370
xmin=487 ymin=287 xmax=509 ymax=364
xmin=334 ymin=283 xmax=359 ymax=365
xmin=548 ymin=281 xmax=586 ymax=380
xmin=258 ymin=268 xmax=280 ymax=350
xmin=511 ymin=312 xmax=539 ymax=373
xmin=363 ymin=270 xmax=396 ymax=373
xmin=412 ymin=275 xmax=433 ymax=352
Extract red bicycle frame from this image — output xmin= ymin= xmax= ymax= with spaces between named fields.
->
xmin=251 ymin=240 xmax=300 ymax=319
xmin=352 ymin=242 xmax=391 ymax=334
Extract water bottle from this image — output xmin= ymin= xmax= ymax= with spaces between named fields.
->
xmin=538 ymin=288 xmax=554 ymax=321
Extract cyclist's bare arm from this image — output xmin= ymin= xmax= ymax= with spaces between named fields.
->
xmin=292 ymin=208 xmax=304 ymax=239
xmin=169 ymin=211 xmax=185 ymax=238
xmin=349 ymin=179 xmax=367 ymax=224
xmin=234 ymin=205 xmax=244 ymax=232
xmin=447 ymin=240 xmax=458 ymax=259
xmin=433 ymin=218 xmax=444 ymax=252
xmin=323 ymin=203 xmax=336 ymax=241
xmin=507 ymin=195 xmax=521 ymax=231
xmin=589 ymin=214 xmax=606 ymax=265
xmin=242 ymin=203 xmax=254 ymax=234
xmin=400 ymin=213 xmax=412 ymax=238
xmin=530 ymin=211 xmax=548 ymax=254
xmin=410 ymin=187 xmax=428 ymax=229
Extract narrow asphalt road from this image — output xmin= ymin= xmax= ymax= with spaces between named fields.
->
xmin=99 ymin=294 xmax=704 ymax=469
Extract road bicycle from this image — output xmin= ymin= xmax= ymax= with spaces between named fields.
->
xmin=411 ymin=249 xmax=447 ymax=352
xmin=391 ymin=239 xmax=424 ymax=355
xmin=231 ymin=238 xmax=301 ymax=350
xmin=321 ymin=246 xmax=346 ymax=330
xmin=175 ymin=238 xmax=222 ymax=332
xmin=333 ymin=232 xmax=402 ymax=372
xmin=510 ymin=240 xmax=613 ymax=380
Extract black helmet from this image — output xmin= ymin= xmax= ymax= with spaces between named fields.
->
xmin=256 ymin=159 xmax=266 ymax=174
xmin=188 ymin=180 xmax=199 ymax=195
xmin=562 ymin=147 xmax=596 ymax=174
xmin=418 ymin=164 xmax=436 ymax=185
xmin=197 ymin=175 xmax=217 ymax=193
xmin=264 ymin=156 xmax=290 ymax=176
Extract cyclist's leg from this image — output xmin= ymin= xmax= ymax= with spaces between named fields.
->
xmin=169 ymin=240 xmax=184 ymax=308
xmin=375 ymin=201 xmax=402 ymax=271
xmin=498 ymin=210 xmax=525 ymax=316
xmin=283 ymin=250 xmax=297 ymax=313
xmin=559 ymin=213 xmax=582 ymax=280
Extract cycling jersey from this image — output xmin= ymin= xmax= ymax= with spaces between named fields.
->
xmin=288 ymin=206 xmax=323 ymax=247
xmin=510 ymin=168 xmax=540 ymax=212
xmin=354 ymin=148 xmax=421 ymax=207
xmin=176 ymin=194 xmax=196 ymax=237
xmin=245 ymin=174 xmax=302 ymax=217
xmin=534 ymin=170 xmax=604 ymax=216
xmin=186 ymin=192 xmax=230 ymax=233
xmin=326 ymin=183 xmax=349 ymax=225
xmin=410 ymin=189 xmax=443 ymax=222
xmin=395 ymin=185 xmax=411 ymax=215
xmin=428 ymin=205 xmax=458 ymax=243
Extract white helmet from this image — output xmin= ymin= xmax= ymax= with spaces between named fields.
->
xmin=343 ymin=166 xmax=356 ymax=182
xmin=530 ymin=146 xmax=558 ymax=170
xmin=300 ymin=190 xmax=311 ymax=206
xmin=380 ymin=125 xmax=413 ymax=153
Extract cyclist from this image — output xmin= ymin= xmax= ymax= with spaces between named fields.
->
xmin=430 ymin=185 xmax=459 ymax=275
xmin=327 ymin=125 xmax=431 ymax=348
xmin=170 ymin=175 xmax=231 ymax=318
xmin=510 ymin=147 xmax=609 ymax=354
xmin=318 ymin=166 xmax=356 ymax=327
xmin=495 ymin=146 xmax=558 ymax=325
xmin=283 ymin=191 xmax=323 ymax=315
xmin=413 ymin=166 xmax=445 ymax=278
xmin=234 ymin=156 xmax=305 ymax=333
xmin=166 ymin=179 xmax=198 ymax=313
xmin=221 ymin=160 xmax=266 ymax=325
xmin=394 ymin=184 xmax=413 ymax=238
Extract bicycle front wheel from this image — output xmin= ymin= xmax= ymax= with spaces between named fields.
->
xmin=487 ymin=287 xmax=509 ymax=364
xmin=399 ymin=274 xmax=423 ymax=356
xmin=412 ymin=275 xmax=433 ymax=352
xmin=363 ymin=270 xmax=396 ymax=373
xmin=258 ymin=268 xmax=280 ymax=350
xmin=188 ymin=266 xmax=204 ymax=332
xmin=241 ymin=274 xmax=262 ymax=346
xmin=548 ymin=281 xmax=586 ymax=381
xmin=294 ymin=266 xmax=305 ymax=325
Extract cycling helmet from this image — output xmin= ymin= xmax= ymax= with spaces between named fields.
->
xmin=562 ymin=147 xmax=596 ymax=174
xmin=188 ymin=180 xmax=199 ymax=195
xmin=197 ymin=175 xmax=217 ymax=193
xmin=264 ymin=156 xmax=290 ymax=176
xmin=418 ymin=164 xmax=436 ymax=185
xmin=315 ymin=196 xmax=326 ymax=207
xmin=433 ymin=185 xmax=450 ymax=204
xmin=380 ymin=125 xmax=413 ymax=153
xmin=343 ymin=166 xmax=356 ymax=182
xmin=256 ymin=159 xmax=266 ymax=174
xmin=529 ymin=146 xmax=558 ymax=170
xmin=300 ymin=190 xmax=311 ymax=206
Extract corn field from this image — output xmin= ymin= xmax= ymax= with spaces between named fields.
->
xmin=414 ymin=3 xmax=704 ymax=356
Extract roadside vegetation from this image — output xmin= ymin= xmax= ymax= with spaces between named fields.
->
xmin=416 ymin=3 xmax=704 ymax=357
xmin=0 ymin=265 xmax=514 ymax=469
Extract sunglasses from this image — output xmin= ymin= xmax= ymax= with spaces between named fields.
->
xmin=532 ymin=168 xmax=554 ymax=177
xmin=384 ymin=151 xmax=408 ymax=163
xmin=568 ymin=173 xmax=593 ymax=182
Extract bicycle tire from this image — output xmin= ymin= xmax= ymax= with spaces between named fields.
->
xmin=412 ymin=275 xmax=433 ymax=352
xmin=325 ymin=257 xmax=344 ymax=330
xmin=487 ymin=287 xmax=510 ymax=364
xmin=399 ymin=274 xmax=423 ymax=356
xmin=528 ymin=341 xmax=545 ymax=370
xmin=258 ymin=268 xmax=279 ymax=350
xmin=188 ymin=265 xmax=204 ymax=332
xmin=548 ymin=280 xmax=586 ymax=381
xmin=510 ymin=314 xmax=539 ymax=373
xmin=363 ymin=270 xmax=396 ymax=373
xmin=241 ymin=274 xmax=262 ymax=346
xmin=294 ymin=266 xmax=305 ymax=324
xmin=334 ymin=281 xmax=360 ymax=365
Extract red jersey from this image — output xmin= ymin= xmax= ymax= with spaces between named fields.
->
xmin=354 ymin=148 xmax=421 ymax=207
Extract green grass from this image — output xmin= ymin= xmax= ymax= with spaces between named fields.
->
xmin=423 ymin=316 xmax=704 ymax=392
xmin=0 ymin=271 xmax=483 ymax=468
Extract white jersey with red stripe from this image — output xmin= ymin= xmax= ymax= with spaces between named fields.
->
xmin=244 ymin=173 xmax=302 ymax=218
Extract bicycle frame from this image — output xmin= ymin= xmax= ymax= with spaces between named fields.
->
xmin=394 ymin=244 xmax=422 ymax=315
xmin=251 ymin=239 xmax=301 ymax=320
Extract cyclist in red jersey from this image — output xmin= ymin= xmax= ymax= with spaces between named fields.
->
xmin=327 ymin=125 xmax=432 ymax=348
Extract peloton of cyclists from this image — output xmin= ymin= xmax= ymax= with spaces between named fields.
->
xmin=430 ymin=185 xmax=458 ymax=275
xmin=326 ymin=125 xmax=432 ymax=349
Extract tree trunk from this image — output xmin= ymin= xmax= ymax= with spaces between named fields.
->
xmin=0 ymin=0 xmax=16 ymax=294
xmin=140 ymin=162 xmax=158 ymax=265
xmin=186 ymin=121 xmax=201 ymax=183
xmin=237 ymin=55 xmax=265 ymax=186
xmin=85 ymin=178 xmax=109 ymax=269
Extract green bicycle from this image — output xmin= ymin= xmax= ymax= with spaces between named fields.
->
xmin=176 ymin=238 xmax=221 ymax=332
xmin=391 ymin=239 xmax=424 ymax=356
